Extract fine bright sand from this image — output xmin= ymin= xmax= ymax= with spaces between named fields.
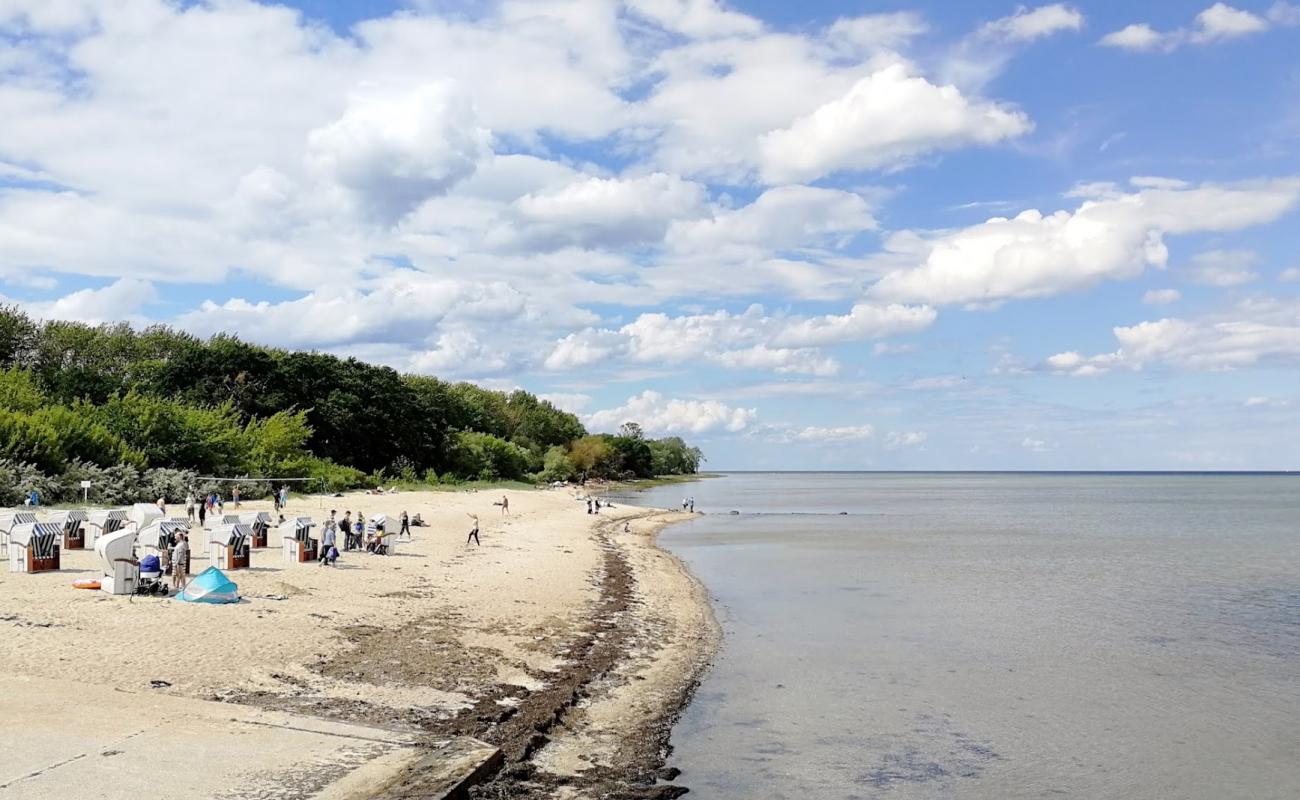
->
xmin=0 ymin=487 xmax=717 ymax=798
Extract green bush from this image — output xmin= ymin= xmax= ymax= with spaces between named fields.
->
xmin=449 ymin=431 xmax=529 ymax=481
xmin=0 ymin=459 xmax=60 ymax=506
xmin=300 ymin=457 xmax=367 ymax=493
xmin=140 ymin=467 xmax=200 ymax=505
xmin=0 ymin=368 xmax=45 ymax=413
xmin=539 ymin=445 xmax=578 ymax=482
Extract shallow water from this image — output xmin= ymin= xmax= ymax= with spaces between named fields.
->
xmin=614 ymin=473 xmax=1300 ymax=799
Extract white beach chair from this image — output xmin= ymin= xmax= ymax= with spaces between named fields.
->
xmin=239 ymin=511 xmax=272 ymax=548
xmin=0 ymin=511 xmax=38 ymax=549
xmin=367 ymin=515 xmax=398 ymax=556
xmin=47 ymin=510 xmax=90 ymax=550
xmin=8 ymin=522 xmax=61 ymax=573
xmin=139 ymin=519 xmax=191 ymax=574
xmin=96 ymin=526 xmax=140 ymax=594
xmin=279 ymin=517 xmax=317 ymax=563
xmin=128 ymin=503 xmax=163 ymax=532
xmin=207 ymin=524 xmax=252 ymax=570
xmin=85 ymin=509 xmax=128 ymax=547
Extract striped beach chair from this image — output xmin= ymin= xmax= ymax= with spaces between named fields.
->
xmin=279 ymin=517 xmax=317 ymax=563
xmin=86 ymin=509 xmax=128 ymax=546
xmin=145 ymin=520 xmax=192 ymax=575
xmin=366 ymin=515 xmax=397 ymax=556
xmin=0 ymin=512 xmax=37 ymax=549
xmin=239 ymin=511 xmax=272 ymax=548
xmin=49 ymin=510 xmax=90 ymax=549
xmin=208 ymin=523 xmax=251 ymax=570
xmin=8 ymin=522 xmax=61 ymax=573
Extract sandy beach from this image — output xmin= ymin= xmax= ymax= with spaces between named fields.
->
xmin=0 ymin=487 xmax=718 ymax=799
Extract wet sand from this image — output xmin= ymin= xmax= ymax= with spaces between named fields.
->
xmin=0 ymin=488 xmax=718 ymax=798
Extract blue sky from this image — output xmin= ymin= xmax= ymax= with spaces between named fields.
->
xmin=1 ymin=0 xmax=1297 ymax=469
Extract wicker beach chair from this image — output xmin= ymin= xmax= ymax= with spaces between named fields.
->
xmin=0 ymin=512 xmax=37 ymax=549
xmin=49 ymin=510 xmax=90 ymax=550
xmin=8 ymin=522 xmax=61 ymax=573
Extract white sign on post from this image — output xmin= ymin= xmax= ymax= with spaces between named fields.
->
xmin=80 ymin=480 xmax=92 ymax=502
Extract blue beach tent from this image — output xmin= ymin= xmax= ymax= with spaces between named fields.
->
xmin=177 ymin=566 xmax=240 ymax=604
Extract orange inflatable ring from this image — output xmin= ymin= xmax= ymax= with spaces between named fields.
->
xmin=72 ymin=579 xmax=101 ymax=590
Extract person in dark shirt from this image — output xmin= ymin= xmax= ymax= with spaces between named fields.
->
xmin=340 ymin=511 xmax=354 ymax=550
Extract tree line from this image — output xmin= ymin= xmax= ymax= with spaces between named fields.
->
xmin=0 ymin=306 xmax=702 ymax=504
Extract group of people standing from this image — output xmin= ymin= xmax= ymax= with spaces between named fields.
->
xmin=317 ymin=508 xmax=415 ymax=566
xmin=177 ymin=485 xmax=295 ymax=525
xmin=681 ymin=497 xmax=696 ymax=513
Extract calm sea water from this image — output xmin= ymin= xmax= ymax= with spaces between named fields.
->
xmin=612 ymin=473 xmax=1300 ymax=800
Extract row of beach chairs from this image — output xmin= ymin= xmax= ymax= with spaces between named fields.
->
xmin=5 ymin=506 xmax=401 ymax=586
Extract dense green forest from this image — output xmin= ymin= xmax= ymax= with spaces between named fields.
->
xmin=0 ymin=306 xmax=702 ymax=505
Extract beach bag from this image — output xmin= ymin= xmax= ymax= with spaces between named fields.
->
xmin=328 ymin=546 xmax=339 ymax=561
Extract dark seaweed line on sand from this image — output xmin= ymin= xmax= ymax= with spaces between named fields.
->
xmin=223 ymin=511 xmax=711 ymax=799
xmin=450 ymin=512 xmax=705 ymax=799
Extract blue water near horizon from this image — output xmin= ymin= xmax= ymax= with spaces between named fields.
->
xmin=612 ymin=472 xmax=1300 ymax=800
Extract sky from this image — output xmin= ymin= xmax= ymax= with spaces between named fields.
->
xmin=0 ymin=0 xmax=1298 ymax=471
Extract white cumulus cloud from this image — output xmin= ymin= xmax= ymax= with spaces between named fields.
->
xmin=307 ymin=82 xmax=491 ymax=225
xmin=8 ymin=278 xmax=158 ymax=326
xmin=979 ymin=4 xmax=1085 ymax=42
xmin=1044 ymin=298 xmax=1300 ymax=374
xmin=758 ymin=62 xmax=1031 ymax=184
xmin=585 ymin=390 xmax=757 ymax=434
xmin=868 ymin=177 xmax=1300 ymax=306
xmin=543 ymin=302 xmax=935 ymax=375
xmin=1101 ymin=3 xmax=1271 ymax=51
xmin=1185 ymin=249 xmax=1260 ymax=287
xmin=795 ymin=425 xmax=875 ymax=442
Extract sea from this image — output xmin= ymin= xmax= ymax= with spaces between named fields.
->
xmin=611 ymin=472 xmax=1300 ymax=800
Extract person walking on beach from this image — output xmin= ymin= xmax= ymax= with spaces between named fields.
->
xmin=586 ymin=499 xmax=593 ymax=514
xmin=279 ymin=485 xmax=288 ymax=509
xmin=500 ymin=495 xmax=510 ymax=515
xmin=185 ymin=491 xmax=196 ymax=522
xmin=399 ymin=510 xmax=411 ymax=540
xmin=197 ymin=498 xmax=207 ymax=528
xmin=466 ymin=513 xmax=480 ymax=546
xmin=688 ymin=497 xmax=695 ymax=513
xmin=682 ymin=497 xmax=688 ymax=511
xmin=232 ymin=486 xmax=241 ymax=509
